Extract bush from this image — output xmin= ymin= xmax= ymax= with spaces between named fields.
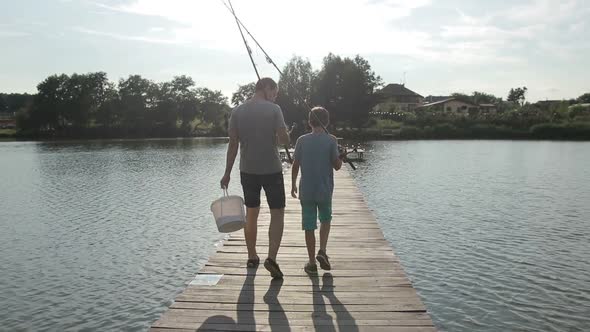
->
xmin=399 ymin=126 xmax=422 ymax=139
xmin=432 ymin=123 xmax=461 ymax=138
xmin=530 ymin=122 xmax=590 ymax=140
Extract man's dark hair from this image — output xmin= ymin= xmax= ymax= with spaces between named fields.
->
xmin=309 ymin=106 xmax=329 ymax=128
xmin=255 ymin=77 xmax=278 ymax=91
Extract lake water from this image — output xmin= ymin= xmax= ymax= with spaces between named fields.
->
xmin=1 ymin=139 xmax=589 ymax=331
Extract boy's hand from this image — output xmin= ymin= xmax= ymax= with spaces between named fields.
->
xmin=338 ymin=145 xmax=348 ymax=160
xmin=291 ymin=185 xmax=298 ymax=198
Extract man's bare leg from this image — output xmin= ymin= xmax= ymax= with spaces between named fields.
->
xmin=245 ymin=207 xmax=260 ymax=259
xmin=268 ymin=208 xmax=284 ymax=261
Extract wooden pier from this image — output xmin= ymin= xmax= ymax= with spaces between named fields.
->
xmin=151 ymin=170 xmax=435 ymax=331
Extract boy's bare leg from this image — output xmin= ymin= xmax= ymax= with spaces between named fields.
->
xmin=268 ymin=208 xmax=284 ymax=261
xmin=245 ymin=207 xmax=260 ymax=259
xmin=319 ymin=222 xmax=331 ymax=253
xmin=305 ymin=230 xmax=316 ymax=264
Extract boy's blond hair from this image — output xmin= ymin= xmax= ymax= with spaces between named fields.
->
xmin=309 ymin=106 xmax=329 ymax=128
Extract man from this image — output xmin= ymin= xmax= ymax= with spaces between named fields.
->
xmin=220 ymin=77 xmax=290 ymax=279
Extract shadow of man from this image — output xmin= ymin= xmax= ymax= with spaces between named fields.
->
xmin=321 ymin=273 xmax=359 ymax=332
xmin=236 ymin=265 xmax=257 ymax=328
xmin=197 ymin=266 xmax=257 ymax=331
xmin=264 ymin=278 xmax=290 ymax=332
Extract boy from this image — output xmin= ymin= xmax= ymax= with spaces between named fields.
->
xmin=291 ymin=107 xmax=343 ymax=274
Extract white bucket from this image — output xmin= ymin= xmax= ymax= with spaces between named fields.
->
xmin=210 ymin=189 xmax=246 ymax=233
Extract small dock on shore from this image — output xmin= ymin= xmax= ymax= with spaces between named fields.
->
xmin=151 ymin=170 xmax=435 ymax=331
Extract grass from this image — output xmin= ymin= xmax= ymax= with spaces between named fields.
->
xmin=0 ymin=129 xmax=16 ymax=137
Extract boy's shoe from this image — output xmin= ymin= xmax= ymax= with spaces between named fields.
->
xmin=304 ymin=262 xmax=318 ymax=275
xmin=316 ymin=250 xmax=331 ymax=270
xmin=246 ymin=255 xmax=260 ymax=268
xmin=264 ymin=258 xmax=284 ymax=279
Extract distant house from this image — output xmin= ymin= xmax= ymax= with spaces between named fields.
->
xmin=374 ymin=84 xmax=424 ymax=112
xmin=0 ymin=112 xmax=16 ymax=129
xmin=417 ymin=98 xmax=478 ymax=116
xmin=479 ymin=103 xmax=497 ymax=114
xmin=423 ymin=95 xmax=450 ymax=104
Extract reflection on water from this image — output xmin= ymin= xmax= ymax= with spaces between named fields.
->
xmin=351 ymin=141 xmax=590 ymax=332
xmin=2 ymin=139 xmax=590 ymax=331
xmin=1 ymin=139 xmax=232 ymax=331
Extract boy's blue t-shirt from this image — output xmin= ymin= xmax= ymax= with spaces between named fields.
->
xmin=293 ymin=132 xmax=339 ymax=202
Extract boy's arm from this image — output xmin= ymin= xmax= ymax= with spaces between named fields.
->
xmin=331 ymin=139 xmax=343 ymax=171
xmin=333 ymin=156 xmax=343 ymax=171
xmin=291 ymin=159 xmax=300 ymax=198
xmin=291 ymin=137 xmax=302 ymax=198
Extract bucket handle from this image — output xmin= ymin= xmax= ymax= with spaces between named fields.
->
xmin=220 ymin=188 xmax=228 ymax=214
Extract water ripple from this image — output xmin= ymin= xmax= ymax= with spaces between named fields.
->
xmin=352 ymin=141 xmax=590 ymax=332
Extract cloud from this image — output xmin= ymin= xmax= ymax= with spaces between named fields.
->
xmin=87 ymin=0 xmax=588 ymax=69
xmin=72 ymin=26 xmax=184 ymax=44
xmin=0 ymin=30 xmax=32 ymax=37
xmin=91 ymin=0 xmax=435 ymax=57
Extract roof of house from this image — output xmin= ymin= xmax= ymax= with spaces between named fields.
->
xmin=417 ymin=97 xmax=478 ymax=108
xmin=424 ymin=95 xmax=450 ymax=103
xmin=479 ymin=103 xmax=496 ymax=107
xmin=377 ymin=84 xmax=423 ymax=98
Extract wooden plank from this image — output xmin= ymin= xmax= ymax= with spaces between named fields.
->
xmin=151 ymin=326 xmax=437 ymax=332
xmin=158 ymin=309 xmax=432 ymax=321
xmin=170 ymin=302 xmax=427 ymax=312
xmin=150 ymin=169 xmax=435 ymax=331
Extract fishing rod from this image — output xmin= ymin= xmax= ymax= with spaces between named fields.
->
xmin=221 ymin=0 xmax=356 ymax=170
xmin=226 ymin=0 xmax=292 ymax=164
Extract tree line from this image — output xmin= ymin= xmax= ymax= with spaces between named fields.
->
xmin=8 ymin=73 xmax=228 ymax=138
xmin=2 ymin=53 xmax=381 ymax=139
xmin=1 ymin=52 xmax=589 ymax=139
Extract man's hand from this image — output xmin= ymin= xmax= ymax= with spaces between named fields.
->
xmin=291 ymin=185 xmax=298 ymax=198
xmin=220 ymin=173 xmax=230 ymax=189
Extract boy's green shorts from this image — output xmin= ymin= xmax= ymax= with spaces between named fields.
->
xmin=300 ymin=200 xmax=332 ymax=231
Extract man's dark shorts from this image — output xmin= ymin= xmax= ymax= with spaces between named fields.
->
xmin=240 ymin=172 xmax=286 ymax=209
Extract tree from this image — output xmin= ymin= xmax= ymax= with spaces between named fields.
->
xmin=507 ymin=87 xmax=528 ymax=106
xmin=313 ymin=54 xmax=382 ymax=128
xmin=95 ymin=83 xmax=120 ymax=129
xmin=231 ymin=82 xmax=255 ymax=106
xmin=0 ymin=95 xmax=7 ymax=112
xmin=63 ymin=72 xmax=110 ymax=128
xmin=277 ymin=56 xmax=315 ymax=125
xmin=118 ymin=75 xmax=157 ymax=132
xmin=577 ymin=93 xmax=590 ymax=104
xmin=451 ymin=92 xmax=473 ymax=104
xmin=0 ymin=93 xmax=34 ymax=113
xmin=196 ymin=88 xmax=230 ymax=134
xmin=169 ymin=75 xmax=199 ymax=131
xmin=33 ymin=74 xmax=70 ymax=130
xmin=472 ymin=91 xmax=501 ymax=104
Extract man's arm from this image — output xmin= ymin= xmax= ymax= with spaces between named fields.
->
xmin=220 ymin=127 xmax=239 ymax=188
xmin=291 ymin=159 xmax=300 ymax=198
xmin=277 ymin=127 xmax=290 ymax=146
xmin=275 ymin=106 xmax=290 ymax=146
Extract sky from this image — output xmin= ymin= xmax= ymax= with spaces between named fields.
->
xmin=0 ymin=0 xmax=589 ymax=102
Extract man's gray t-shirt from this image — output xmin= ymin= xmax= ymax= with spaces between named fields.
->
xmin=293 ymin=133 xmax=339 ymax=202
xmin=229 ymin=99 xmax=287 ymax=175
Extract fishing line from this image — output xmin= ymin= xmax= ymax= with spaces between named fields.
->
xmin=221 ymin=0 xmax=356 ymax=169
